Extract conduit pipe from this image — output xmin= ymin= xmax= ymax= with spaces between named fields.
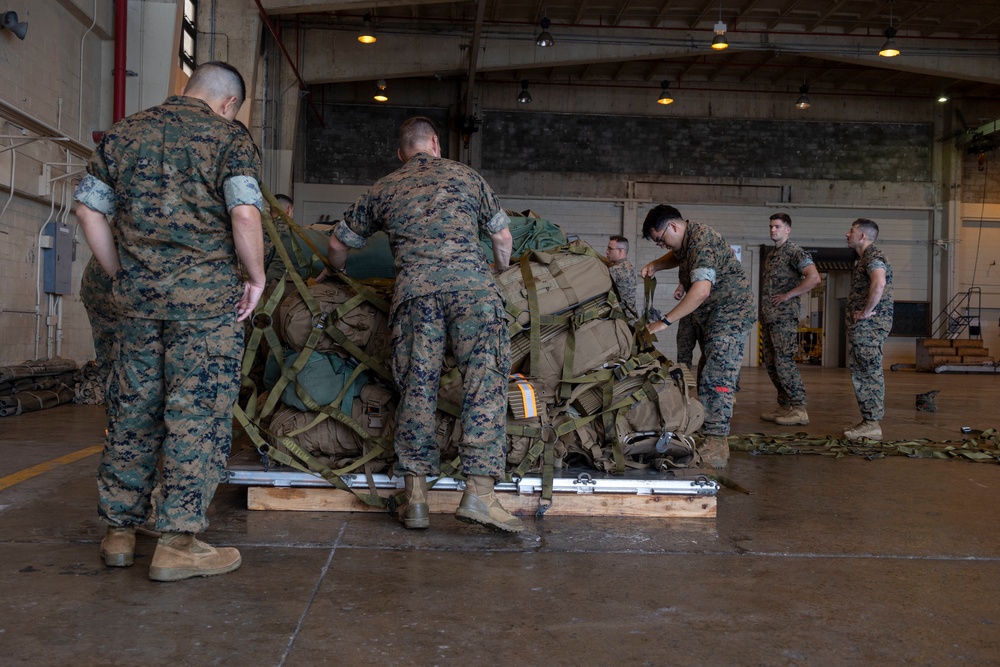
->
xmin=252 ymin=0 xmax=324 ymax=126
xmin=113 ymin=0 xmax=127 ymax=123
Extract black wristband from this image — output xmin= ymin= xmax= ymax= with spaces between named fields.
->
xmin=662 ymin=316 xmax=672 ymax=327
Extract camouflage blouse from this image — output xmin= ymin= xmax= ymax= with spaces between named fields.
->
xmin=76 ymin=96 xmax=261 ymax=320
xmin=761 ymin=240 xmax=815 ymax=324
xmin=673 ymin=221 xmax=756 ymax=332
xmin=847 ymin=244 xmax=894 ymax=332
xmin=334 ymin=153 xmax=509 ymax=312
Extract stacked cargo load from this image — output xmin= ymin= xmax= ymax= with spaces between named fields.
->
xmin=234 ymin=194 xmax=704 ymax=508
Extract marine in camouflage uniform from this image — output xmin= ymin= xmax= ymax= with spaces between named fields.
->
xmin=329 ymin=116 xmax=521 ymax=532
xmin=760 ymin=213 xmax=820 ymax=424
xmin=75 ymin=63 xmax=264 ymax=574
xmin=641 ymin=205 xmax=755 ymax=468
xmin=605 ymin=236 xmax=639 ymax=320
xmin=844 ymin=218 xmax=893 ymax=439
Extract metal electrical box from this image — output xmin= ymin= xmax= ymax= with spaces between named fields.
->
xmin=42 ymin=222 xmax=74 ymax=295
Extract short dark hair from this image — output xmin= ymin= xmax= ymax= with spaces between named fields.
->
xmin=642 ymin=205 xmax=684 ymax=240
xmin=769 ymin=212 xmax=792 ymax=226
xmin=609 ymin=234 xmax=629 ymax=252
xmin=188 ymin=61 xmax=247 ymax=106
xmin=852 ymin=218 xmax=880 ymax=241
xmin=399 ymin=116 xmax=438 ymax=152
xmin=274 ymin=193 xmax=293 ymax=207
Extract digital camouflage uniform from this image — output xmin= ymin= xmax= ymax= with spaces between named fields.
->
xmin=608 ymin=258 xmax=639 ymax=320
xmin=673 ymin=253 xmax=702 ymax=366
xmin=673 ymin=222 xmax=756 ymax=437
xmin=760 ymin=241 xmax=815 ymax=409
xmin=334 ymin=152 xmax=511 ymax=479
xmin=80 ymin=255 xmax=118 ymax=382
xmin=847 ymin=244 xmax=894 ymax=421
xmin=75 ymin=95 xmax=262 ymax=534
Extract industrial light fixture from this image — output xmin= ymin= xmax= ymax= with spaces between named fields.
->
xmin=936 ymin=93 xmax=949 ymax=103
xmin=373 ymin=79 xmax=388 ymax=102
xmin=358 ymin=13 xmax=376 ymax=44
xmin=711 ymin=2 xmax=727 ymax=50
xmin=536 ymin=17 xmax=554 ymax=47
xmin=657 ymin=81 xmax=674 ymax=105
xmin=795 ymin=84 xmax=811 ymax=110
xmin=1 ymin=10 xmax=28 ymax=40
xmin=878 ymin=27 xmax=899 ymax=57
xmin=878 ymin=3 xmax=899 ymax=57
xmin=517 ymin=80 xmax=532 ymax=104
xmin=711 ymin=25 xmax=729 ymax=50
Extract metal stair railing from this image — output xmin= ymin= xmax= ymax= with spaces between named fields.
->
xmin=930 ymin=287 xmax=982 ymax=340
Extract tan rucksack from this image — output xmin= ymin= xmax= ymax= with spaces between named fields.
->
xmin=276 ymin=281 xmax=391 ymax=359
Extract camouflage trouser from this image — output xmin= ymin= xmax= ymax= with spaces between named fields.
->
xmin=80 ymin=257 xmax=118 ymax=382
xmin=761 ymin=317 xmax=806 ymax=407
xmin=848 ymin=327 xmax=888 ymax=421
xmin=99 ymin=312 xmax=243 ymax=534
xmin=699 ymin=327 xmax=749 ymax=437
xmin=391 ymin=290 xmax=510 ymax=479
xmin=676 ymin=315 xmax=698 ymax=366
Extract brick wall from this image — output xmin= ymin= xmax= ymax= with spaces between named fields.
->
xmin=301 ymin=104 xmax=449 ymax=184
xmin=481 ymin=111 xmax=932 ymax=182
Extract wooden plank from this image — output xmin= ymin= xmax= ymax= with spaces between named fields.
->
xmin=955 ymin=347 xmax=989 ymax=357
xmin=247 ymin=486 xmax=716 ymax=518
xmin=919 ymin=338 xmax=954 ymax=348
xmin=962 ymin=356 xmax=994 ymax=363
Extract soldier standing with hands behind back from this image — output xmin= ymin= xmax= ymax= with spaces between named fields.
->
xmin=759 ymin=213 xmax=820 ymax=426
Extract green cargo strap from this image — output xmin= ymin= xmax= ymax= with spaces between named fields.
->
xmin=518 ymin=252 xmax=544 ymax=377
xmin=233 ymin=403 xmax=387 ymax=508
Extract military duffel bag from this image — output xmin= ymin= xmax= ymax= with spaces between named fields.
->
xmin=510 ymin=316 xmax=632 ymax=403
xmin=263 ymin=348 xmax=369 ymax=414
xmin=497 ymin=243 xmax=613 ymax=326
xmin=570 ymin=360 xmax=704 ymax=468
xmin=267 ymin=383 xmax=397 ymax=472
xmin=275 ymin=281 xmax=390 ymax=356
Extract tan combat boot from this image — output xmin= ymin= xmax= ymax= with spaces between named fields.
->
xmin=760 ymin=406 xmax=789 ymax=422
xmin=148 ymin=533 xmax=241 ymax=582
xmin=699 ymin=435 xmax=730 ymax=469
xmin=775 ymin=406 xmax=809 ymax=426
xmin=396 ymin=475 xmax=430 ymax=530
xmin=455 ymin=476 xmax=524 ymax=533
xmin=844 ymin=420 xmax=882 ymax=441
xmin=101 ymin=526 xmax=136 ymax=567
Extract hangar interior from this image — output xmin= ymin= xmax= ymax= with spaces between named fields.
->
xmin=0 ymin=1 xmax=998 ymax=664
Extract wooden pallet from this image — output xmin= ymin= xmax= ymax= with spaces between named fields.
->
xmin=247 ymin=486 xmax=717 ymax=518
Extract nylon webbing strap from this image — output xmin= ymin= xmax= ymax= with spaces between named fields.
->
xmin=233 ymin=404 xmax=387 ymax=508
xmin=508 ymin=374 xmax=539 ymax=419
xmin=519 ymin=252 xmax=544 ymax=377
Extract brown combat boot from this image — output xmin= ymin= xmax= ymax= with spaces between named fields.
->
xmin=148 ymin=533 xmax=241 ymax=582
xmin=101 ymin=526 xmax=135 ymax=567
xmin=760 ymin=406 xmax=790 ymax=422
xmin=699 ymin=435 xmax=730 ymax=469
xmin=396 ymin=475 xmax=430 ymax=530
xmin=775 ymin=406 xmax=810 ymax=426
xmin=455 ymin=476 xmax=524 ymax=533
xmin=844 ymin=420 xmax=882 ymax=441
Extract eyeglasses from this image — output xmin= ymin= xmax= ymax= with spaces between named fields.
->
xmin=649 ymin=229 xmax=670 ymax=248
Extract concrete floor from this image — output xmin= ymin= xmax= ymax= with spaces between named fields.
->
xmin=1 ymin=366 xmax=998 ymax=666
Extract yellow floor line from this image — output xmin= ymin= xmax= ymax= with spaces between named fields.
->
xmin=0 ymin=444 xmax=103 ymax=491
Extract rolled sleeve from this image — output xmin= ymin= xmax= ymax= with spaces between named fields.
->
xmin=74 ymin=174 xmax=116 ymax=216
xmin=797 ymin=256 xmax=815 ymax=271
xmin=223 ymin=176 xmax=263 ymax=212
xmin=869 ymin=259 xmax=887 ymax=273
xmin=691 ymin=267 xmax=717 ymax=284
xmin=484 ymin=209 xmax=510 ymax=235
xmin=334 ymin=220 xmax=368 ymax=249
